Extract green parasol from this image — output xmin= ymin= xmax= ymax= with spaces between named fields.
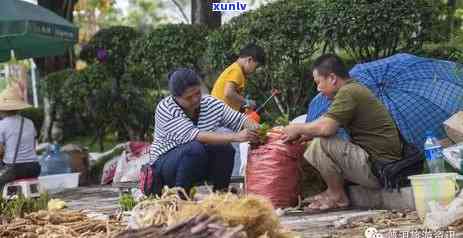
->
xmin=0 ymin=0 xmax=78 ymax=62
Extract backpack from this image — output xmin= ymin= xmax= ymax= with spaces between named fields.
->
xmin=372 ymin=137 xmax=424 ymax=192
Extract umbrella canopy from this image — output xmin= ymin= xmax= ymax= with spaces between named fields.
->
xmin=307 ymin=53 xmax=463 ymax=148
xmin=0 ymin=0 xmax=78 ymax=62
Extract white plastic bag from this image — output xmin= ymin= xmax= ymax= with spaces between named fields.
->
xmin=113 ymin=152 xmax=129 ymax=184
xmin=425 ymin=191 xmax=463 ymax=229
xmin=114 ymin=151 xmax=151 ymax=183
xmin=100 ymin=156 xmax=120 ymax=185
xmin=239 ymin=142 xmax=249 ymax=176
xmin=443 ymin=143 xmax=463 ymax=171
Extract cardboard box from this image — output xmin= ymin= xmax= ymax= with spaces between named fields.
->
xmin=444 ymin=111 xmax=463 ymax=143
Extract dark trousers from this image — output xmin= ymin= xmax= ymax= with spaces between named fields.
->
xmin=153 ymin=141 xmax=234 ymax=193
xmin=0 ymin=162 xmax=41 ymax=189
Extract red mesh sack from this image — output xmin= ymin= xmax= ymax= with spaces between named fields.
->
xmin=245 ymin=128 xmax=305 ymax=208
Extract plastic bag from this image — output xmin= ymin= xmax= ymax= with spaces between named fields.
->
xmin=100 ymin=156 xmax=119 ymax=185
xmin=425 ymin=191 xmax=463 ymax=229
xmin=443 ymin=143 xmax=463 ymax=171
xmin=245 ymin=128 xmax=305 ymax=208
xmin=239 ymin=142 xmax=250 ymax=176
xmin=114 ymin=144 xmax=151 ymax=183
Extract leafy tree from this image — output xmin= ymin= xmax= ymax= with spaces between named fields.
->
xmin=78 ymin=26 xmax=149 ymax=147
xmin=191 ymin=0 xmax=221 ymax=28
xmin=69 ymin=64 xmax=114 ymax=151
xmin=124 ymin=0 xmax=164 ymax=31
xmin=74 ymin=0 xmax=123 ymax=40
xmin=36 ymin=0 xmax=78 ymax=143
xmin=39 ymin=68 xmax=98 ymax=142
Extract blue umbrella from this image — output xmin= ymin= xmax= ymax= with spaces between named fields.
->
xmin=306 ymin=53 xmax=463 ymax=148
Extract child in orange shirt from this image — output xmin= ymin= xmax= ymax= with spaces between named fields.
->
xmin=211 ymin=43 xmax=266 ymax=112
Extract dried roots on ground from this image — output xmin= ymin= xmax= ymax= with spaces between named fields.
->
xmin=115 ymin=213 xmax=247 ymax=238
xmin=0 ymin=210 xmax=125 ymax=238
xmin=129 ymin=187 xmax=295 ymax=238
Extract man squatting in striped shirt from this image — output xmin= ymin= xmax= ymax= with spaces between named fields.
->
xmin=149 ymin=68 xmax=259 ymax=195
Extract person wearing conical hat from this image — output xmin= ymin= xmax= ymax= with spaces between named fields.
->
xmin=0 ymin=86 xmax=41 ymax=190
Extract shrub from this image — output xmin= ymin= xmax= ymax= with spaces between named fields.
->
xmin=39 ymin=69 xmax=82 ymax=141
xmin=79 ymin=26 xmax=141 ymax=77
xmin=125 ymin=24 xmax=209 ymax=91
xmin=123 ymin=24 xmax=209 ymax=129
xmin=415 ymin=44 xmax=463 ymax=64
xmin=39 ymin=69 xmax=75 ymax=110
xmin=318 ymin=0 xmax=441 ymax=62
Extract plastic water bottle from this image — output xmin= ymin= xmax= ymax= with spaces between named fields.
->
xmin=424 ymin=131 xmax=445 ymax=173
xmin=39 ymin=147 xmax=49 ymax=176
xmin=41 ymin=144 xmax=71 ymax=175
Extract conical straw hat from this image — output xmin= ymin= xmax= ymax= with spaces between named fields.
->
xmin=0 ymin=86 xmax=31 ymax=111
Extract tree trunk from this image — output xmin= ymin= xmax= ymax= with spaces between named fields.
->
xmin=40 ymin=97 xmax=53 ymax=142
xmin=36 ymin=0 xmax=77 ymax=142
xmin=191 ymin=0 xmax=221 ymax=29
xmin=447 ymin=0 xmax=457 ymax=40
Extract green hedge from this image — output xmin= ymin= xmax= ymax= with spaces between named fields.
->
xmin=39 ymin=69 xmax=75 ymax=110
xmin=125 ymin=24 xmax=209 ymax=91
xmin=415 ymin=43 xmax=463 ymax=63
xmin=80 ymin=26 xmax=141 ymax=77
xmin=319 ymin=0 xmax=440 ymax=62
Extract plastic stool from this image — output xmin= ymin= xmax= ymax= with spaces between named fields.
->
xmin=2 ymin=177 xmax=41 ymax=199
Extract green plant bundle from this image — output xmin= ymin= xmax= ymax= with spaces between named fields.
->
xmin=119 ymin=193 xmax=137 ymax=211
xmin=0 ymin=192 xmax=49 ymax=219
xmin=274 ymin=114 xmax=289 ymax=127
xmin=256 ymin=123 xmax=271 ymax=145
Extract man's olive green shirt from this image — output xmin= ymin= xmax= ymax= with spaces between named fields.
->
xmin=324 ymin=79 xmax=402 ymax=161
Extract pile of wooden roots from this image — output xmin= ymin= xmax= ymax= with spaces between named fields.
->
xmin=116 ymin=213 xmax=246 ymax=238
xmin=121 ymin=188 xmax=294 ymax=238
xmin=0 ymin=210 xmax=125 ymax=238
xmin=0 ymin=188 xmax=294 ymax=238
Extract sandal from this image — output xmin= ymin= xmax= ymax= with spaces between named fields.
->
xmin=303 ymin=198 xmax=350 ymax=215
xmin=302 ymin=193 xmax=327 ymax=204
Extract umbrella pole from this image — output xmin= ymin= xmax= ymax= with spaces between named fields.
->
xmin=30 ymin=59 xmax=39 ymax=108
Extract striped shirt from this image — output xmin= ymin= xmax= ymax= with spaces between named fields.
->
xmin=149 ymin=95 xmax=247 ymax=163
